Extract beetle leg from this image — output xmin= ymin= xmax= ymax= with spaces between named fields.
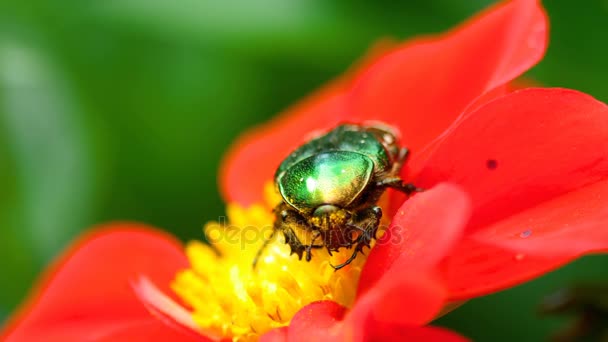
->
xmin=331 ymin=207 xmax=381 ymax=270
xmin=305 ymin=231 xmax=323 ymax=261
xmin=331 ymin=231 xmax=370 ymax=270
xmin=331 ymin=248 xmax=359 ymax=271
xmin=331 ymin=238 xmax=369 ymax=269
xmin=284 ymin=227 xmax=309 ymax=260
xmin=380 ymin=146 xmax=424 ymax=194
xmin=377 ymin=177 xmax=423 ymax=195
xmin=360 ymin=206 xmax=382 ymax=250
xmin=255 ymin=204 xmax=311 ymax=268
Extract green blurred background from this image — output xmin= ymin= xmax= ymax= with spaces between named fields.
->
xmin=0 ymin=0 xmax=606 ymax=340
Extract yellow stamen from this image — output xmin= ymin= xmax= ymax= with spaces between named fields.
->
xmin=171 ymin=183 xmax=388 ymax=341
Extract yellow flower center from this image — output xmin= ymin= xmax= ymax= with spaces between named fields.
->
xmin=171 ymin=183 xmax=388 ymax=341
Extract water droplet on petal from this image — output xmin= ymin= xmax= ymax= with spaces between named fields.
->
xmin=514 ymin=253 xmax=526 ymax=261
xmin=520 ymin=229 xmax=532 ymax=238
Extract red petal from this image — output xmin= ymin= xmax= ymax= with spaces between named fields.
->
xmin=361 ymin=322 xmax=470 ymax=342
xmin=473 ymin=179 xmax=608 ymax=256
xmin=285 ymin=301 xmax=346 ymax=342
xmin=281 ymin=273 xmax=468 ymax=342
xmin=349 ymin=0 xmax=547 ymax=152
xmin=408 ymin=88 xmax=608 ymax=298
xmin=350 ymin=273 xmax=446 ymax=328
xmin=1 ymin=224 xmax=205 ymax=341
xmin=441 ymin=238 xmax=565 ymax=300
xmin=474 ymin=180 xmax=608 ymax=254
xmin=411 ymin=88 xmax=608 ymax=233
xmin=358 ymin=183 xmax=471 ymax=296
xmin=5 ymin=319 xmax=205 ymax=342
xmin=443 ymin=181 xmax=608 ymax=299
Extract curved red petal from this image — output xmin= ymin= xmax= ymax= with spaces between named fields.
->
xmin=283 ymin=273 xmax=465 ymax=342
xmin=358 ymin=183 xmax=471 ymax=296
xmin=349 ymin=273 xmax=446 ymax=328
xmin=285 ymin=301 xmax=347 ymax=342
xmin=349 ymin=0 xmax=547 ymax=152
xmin=441 ymin=182 xmax=608 ymax=299
xmin=441 ymin=238 xmax=566 ymax=300
xmin=361 ymin=323 xmax=470 ymax=342
xmin=5 ymin=319 xmax=205 ymax=342
xmin=1 ymin=224 xmax=203 ymax=341
xmin=473 ymin=179 xmax=608 ymax=256
xmin=411 ymin=88 xmax=608 ymax=234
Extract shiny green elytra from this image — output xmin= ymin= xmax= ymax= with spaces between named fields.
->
xmin=275 ymin=124 xmax=395 ymax=213
xmin=254 ymin=123 xmax=420 ymax=270
xmin=278 ymin=151 xmax=373 ymax=211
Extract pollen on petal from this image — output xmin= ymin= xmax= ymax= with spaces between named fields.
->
xmin=171 ymin=182 xmax=383 ymax=341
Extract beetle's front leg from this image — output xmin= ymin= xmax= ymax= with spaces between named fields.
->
xmin=355 ymin=206 xmax=383 ymax=246
xmin=254 ymin=203 xmax=309 ymax=267
xmin=283 ymin=227 xmax=308 ymax=260
xmin=331 ymin=206 xmax=382 ymax=270
xmin=379 ymin=146 xmax=424 ymax=195
xmin=252 ymin=223 xmax=319 ymax=266
xmin=304 ymin=230 xmax=324 ymax=262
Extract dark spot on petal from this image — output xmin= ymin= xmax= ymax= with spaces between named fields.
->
xmin=486 ymin=159 xmax=498 ymax=170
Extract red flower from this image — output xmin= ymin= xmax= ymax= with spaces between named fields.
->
xmin=1 ymin=187 xmax=470 ymax=341
xmin=221 ymin=0 xmax=608 ymax=300
xmin=3 ymin=0 xmax=608 ymax=341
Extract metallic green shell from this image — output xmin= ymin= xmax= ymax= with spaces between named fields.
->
xmin=275 ymin=124 xmax=390 ymax=180
xmin=278 ymin=151 xmax=373 ymax=211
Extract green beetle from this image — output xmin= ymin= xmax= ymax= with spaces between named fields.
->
xmin=254 ymin=123 xmax=420 ymax=270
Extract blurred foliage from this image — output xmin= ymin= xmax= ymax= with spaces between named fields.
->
xmin=0 ymin=0 xmax=607 ymax=340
